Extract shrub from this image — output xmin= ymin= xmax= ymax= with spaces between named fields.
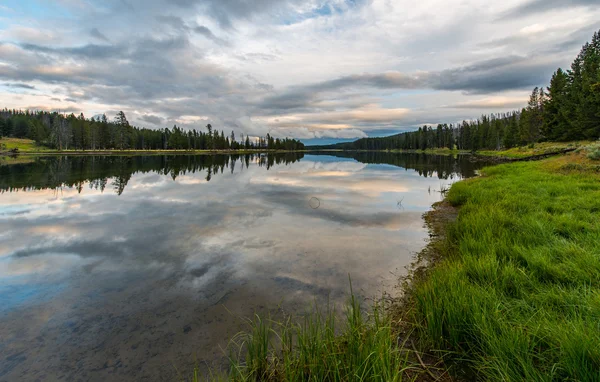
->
xmin=586 ymin=143 xmax=600 ymax=160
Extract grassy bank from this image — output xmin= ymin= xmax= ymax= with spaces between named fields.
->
xmin=388 ymin=141 xmax=590 ymax=158
xmin=310 ymin=148 xmax=469 ymax=155
xmin=0 ymin=138 xmax=305 ymax=156
xmin=389 ymin=148 xmax=468 ymax=156
xmin=0 ymin=137 xmax=52 ymax=152
xmin=410 ymin=147 xmax=600 ymax=380
xmin=477 ymin=141 xmax=591 ymax=159
xmin=3 ymin=137 xmax=590 ymax=160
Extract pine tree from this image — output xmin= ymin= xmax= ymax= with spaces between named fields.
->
xmin=544 ymin=69 xmax=571 ymax=141
xmin=0 ymin=117 xmax=6 ymax=138
xmin=115 ymin=111 xmax=129 ymax=150
xmin=579 ymin=31 xmax=600 ymax=139
xmin=503 ymin=113 xmax=519 ymax=148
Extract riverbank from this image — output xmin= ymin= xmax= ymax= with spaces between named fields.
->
xmin=307 ymin=141 xmax=592 ymax=160
xmin=212 ymin=146 xmax=599 ymax=381
xmin=307 ymin=147 xmax=469 ymax=156
xmin=3 ymin=137 xmax=591 ymax=160
xmin=477 ymin=141 xmax=591 ymax=159
xmin=391 ymin=141 xmax=592 ymax=159
xmin=0 ymin=137 xmax=307 ymax=156
xmin=406 ymin=147 xmax=600 ymax=381
xmin=5 ymin=149 xmax=304 ymax=156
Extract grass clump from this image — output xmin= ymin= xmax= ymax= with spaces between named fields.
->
xmin=411 ymin=154 xmax=600 ymax=381
xmin=585 ymin=142 xmax=600 ymax=160
xmin=201 ymin=287 xmax=420 ymax=382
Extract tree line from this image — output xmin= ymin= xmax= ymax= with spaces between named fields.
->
xmin=315 ymin=150 xmax=482 ymax=179
xmin=0 ymin=153 xmax=304 ymax=195
xmin=315 ymin=29 xmax=600 ymax=152
xmin=0 ymin=110 xmax=305 ymax=151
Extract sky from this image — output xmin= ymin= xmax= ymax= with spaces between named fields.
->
xmin=0 ymin=0 xmax=598 ymax=144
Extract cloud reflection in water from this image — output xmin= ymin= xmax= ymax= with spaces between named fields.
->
xmin=0 ymin=152 xmax=488 ymax=380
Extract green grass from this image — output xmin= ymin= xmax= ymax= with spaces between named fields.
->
xmin=191 ymin=286 xmax=422 ymax=382
xmin=0 ymin=137 xmax=51 ymax=152
xmin=310 ymin=142 xmax=590 ymax=159
xmin=478 ymin=141 xmax=591 ymax=159
xmin=411 ymin=151 xmax=600 ymax=381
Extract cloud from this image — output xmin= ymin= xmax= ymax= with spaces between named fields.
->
xmin=499 ymin=0 xmax=599 ymax=19
xmin=141 ymin=114 xmax=164 ymax=125
xmin=431 ymin=56 xmax=556 ymax=93
xmin=20 ymin=42 xmax=126 ymax=59
xmin=262 ymin=55 xmax=558 ymax=109
xmin=194 ymin=25 xmax=228 ymax=46
xmin=545 ymin=21 xmax=600 ymax=53
xmin=288 ymin=105 xmax=411 ymax=124
xmin=89 ymin=28 xmax=110 ymax=42
xmin=446 ymin=96 xmax=529 ymax=109
xmin=4 ymin=83 xmax=36 ymax=90
xmin=0 ymin=26 xmax=60 ymax=44
xmin=0 ymin=0 xmax=598 ymax=141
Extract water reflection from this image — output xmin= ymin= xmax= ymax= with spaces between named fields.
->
xmin=0 ymin=153 xmax=489 ymax=381
xmin=312 ymin=151 xmax=481 ymax=179
xmin=0 ymin=153 xmax=304 ymax=195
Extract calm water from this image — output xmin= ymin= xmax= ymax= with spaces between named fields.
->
xmin=0 ymin=153 xmax=487 ymax=381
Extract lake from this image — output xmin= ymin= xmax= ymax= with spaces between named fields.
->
xmin=0 ymin=152 xmax=487 ymax=381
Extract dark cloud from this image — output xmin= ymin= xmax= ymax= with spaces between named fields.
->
xmin=314 ymin=73 xmax=422 ymax=91
xmin=89 ymin=28 xmax=110 ymax=42
xmin=199 ymin=0 xmax=294 ymax=29
xmin=155 ymin=15 xmax=188 ymax=30
xmin=141 ymin=114 xmax=164 ymax=125
xmin=194 ymin=25 xmax=228 ymax=46
xmin=260 ymin=55 xmax=557 ymax=113
xmin=5 ymin=83 xmax=36 ymax=90
xmin=431 ymin=56 xmax=556 ymax=93
xmin=153 ymin=16 xmax=228 ymax=45
xmin=103 ymin=0 xmax=303 ymax=29
xmin=1 ymin=32 xmax=237 ymax=110
xmin=119 ymin=0 xmax=135 ymax=11
xmin=546 ymin=22 xmax=600 ymax=54
xmin=20 ymin=43 xmax=125 ymax=59
xmin=498 ymin=0 xmax=599 ymax=19
xmin=260 ymin=91 xmax=316 ymax=110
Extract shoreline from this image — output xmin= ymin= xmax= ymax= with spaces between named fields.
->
xmin=400 ymin=148 xmax=600 ymax=380
xmin=214 ymin=147 xmax=599 ymax=380
xmin=1 ymin=139 xmax=589 ymax=160
xmin=389 ymin=200 xmax=460 ymax=382
xmin=1 ymin=149 xmax=307 ymax=156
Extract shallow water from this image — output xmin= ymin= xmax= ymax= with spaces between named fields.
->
xmin=0 ymin=152 xmax=487 ymax=381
